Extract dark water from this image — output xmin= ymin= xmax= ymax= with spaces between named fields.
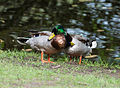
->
xmin=0 ymin=0 xmax=120 ymax=64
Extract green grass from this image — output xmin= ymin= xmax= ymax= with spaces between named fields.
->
xmin=0 ymin=50 xmax=120 ymax=88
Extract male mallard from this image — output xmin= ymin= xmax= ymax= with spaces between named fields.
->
xmin=65 ymin=34 xmax=97 ymax=64
xmin=16 ymin=30 xmax=67 ymax=63
xmin=48 ymin=25 xmax=74 ymax=47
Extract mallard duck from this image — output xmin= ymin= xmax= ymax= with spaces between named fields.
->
xmin=49 ymin=25 xmax=97 ymax=64
xmin=16 ymin=30 xmax=67 ymax=63
xmin=48 ymin=25 xmax=74 ymax=47
xmin=64 ymin=34 xmax=97 ymax=64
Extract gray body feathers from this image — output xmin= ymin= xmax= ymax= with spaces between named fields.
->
xmin=26 ymin=36 xmax=62 ymax=54
xmin=65 ymin=37 xmax=92 ymax=56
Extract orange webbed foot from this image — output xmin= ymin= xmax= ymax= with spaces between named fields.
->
xmin=48 ymin=61 xmax=55 ymax=63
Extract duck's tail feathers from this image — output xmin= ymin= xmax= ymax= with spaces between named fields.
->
xmin=90 ymin=41 xmax=97 ymax=49
xmin=10 ymin=34 xmax=29 ymax=45
xmin=17 ymin=37 xmax=29 ymax=45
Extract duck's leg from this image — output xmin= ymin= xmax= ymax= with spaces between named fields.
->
xmin=79 ymin=56 xmax=82 ymax=64
xmin=70 ymin=56 xmax=72 ymax=62
xmin=41 ymin=51 xmax=48 ymax=63
xmin=48 ymin=54 xmax=55 ymax=63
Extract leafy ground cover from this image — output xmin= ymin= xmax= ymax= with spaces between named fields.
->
xmin=0 ymin=50 xmax=120 ymax=88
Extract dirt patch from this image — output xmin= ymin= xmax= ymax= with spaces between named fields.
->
xmin=3 ymin=56 xmax=120 ymax=79
xmin=48 ymin=62 xmax=120 ymax=79
xmin=21 ymin=62 xmax=120 ymax=88
xmin=22 ymin=60 xmax=120 ymax=79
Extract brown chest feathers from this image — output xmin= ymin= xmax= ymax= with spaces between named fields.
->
xmin=51 ymin=34 xmax=66 ymax=50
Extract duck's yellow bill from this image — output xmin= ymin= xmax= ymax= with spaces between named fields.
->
xmin=48 ymin=33 xmax=55 ymax=40
xmin=70 ymin=42 xmax=75 ymax=46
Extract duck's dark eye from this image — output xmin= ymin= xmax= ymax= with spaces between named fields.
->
xmin=57 ymin=25 xmax=64 ymax=30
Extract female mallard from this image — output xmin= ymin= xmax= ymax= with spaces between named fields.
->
xmin=17 ymin=30 xmax=67 ymax=63
xmin=65 ymin=34 xmax=97 ymax=64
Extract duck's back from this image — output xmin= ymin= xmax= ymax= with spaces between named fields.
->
xmin=26 ymin=36 xmax=61 ymax=54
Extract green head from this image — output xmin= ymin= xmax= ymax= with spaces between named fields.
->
xmin=52 ymin=25 xmax=66 ymax=36
xmin=49 ymin=25 xmax=75 ymax=47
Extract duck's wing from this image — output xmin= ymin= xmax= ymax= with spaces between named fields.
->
xmin=72 ymin=34 xmax=88 ymax=44
xmin=38 ymin=31 xmax=52 ymax=36
xmin=29 ymin=31 xmax=52 ymax=37
xmin=73 ymin=34 xmax=97 ymax=48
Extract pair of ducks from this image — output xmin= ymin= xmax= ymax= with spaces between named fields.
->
xmin=17 ymin=25 xmax=97 ymax=64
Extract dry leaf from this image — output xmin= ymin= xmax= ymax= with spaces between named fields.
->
xmin=85 ymin=55 xmax=98 ymax=59
xmin=97 ymin=30 xmax=104 ymax=32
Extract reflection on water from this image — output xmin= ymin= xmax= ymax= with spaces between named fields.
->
xmin=0 ymin=0 xmax=120 ymax=63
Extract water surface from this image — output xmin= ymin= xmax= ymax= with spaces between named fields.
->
xmin=0 ymin=0 xmax=120 ymax=63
